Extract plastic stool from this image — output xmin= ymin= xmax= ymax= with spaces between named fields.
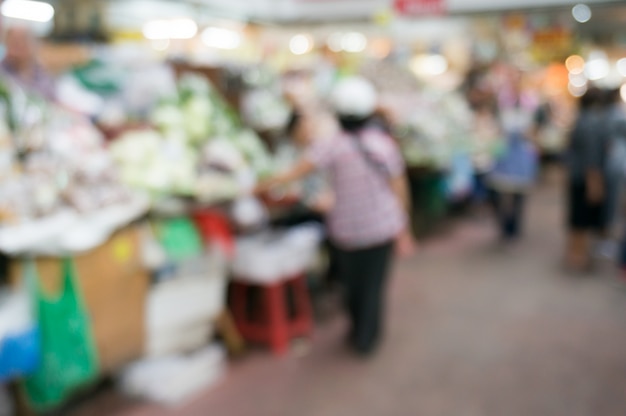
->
xmin=230 ymin=274 xmax=312 ymax=355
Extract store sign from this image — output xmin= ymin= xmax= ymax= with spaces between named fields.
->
xmin=394 ymin=0 xmax=446 ymax=15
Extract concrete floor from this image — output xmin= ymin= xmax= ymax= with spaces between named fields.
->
xmin=72 ymin=178 xmax=626 ymax=416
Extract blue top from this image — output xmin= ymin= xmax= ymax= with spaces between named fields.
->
xmin=488 ymin=131 xmax=537 ymax=192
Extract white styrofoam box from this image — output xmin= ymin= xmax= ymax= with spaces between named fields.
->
xmin=0 ymin=210 xmax=77 ymax=255
xmin=147 ymin=323 xmax=214 ymax=358
xmin=120 ymin=343 xmax=226 ymax=407
xmin=232 ymin=224 xmax=323 ymax=284
xmin=146 ymin=274 xmax=226 ymax=355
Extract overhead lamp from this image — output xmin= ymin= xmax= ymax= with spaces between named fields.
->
xmin=1 ymin=0 xmax=54 ymax=23
xmin=411 ymin=54 xmax=449 ymax=77
xmin=568 ymin=72 xmax=587 ymax=88
xmin=327 ymin=32 xmax=344 ymax=53
xmin=585 ymin=54 xmax=610 ymax=81
xmin=617 ymin=58 xmax=626 ymax=77
xmin=341 ymin=32 xmax=367 ymax=53
xmin=201 ymin=27 xmax=242 ymax=50
xmin=572 ymin=4 xmax=592 ymax=23
xmin=143 ymin=18 xmax=197 ymax=40
xmin=568 ymin=83 xmax=587 ymax=98
xmin=289 ymin=34 xmax=313 ymax=55
xmin=565 ymin=55 xmax=585 ymax=75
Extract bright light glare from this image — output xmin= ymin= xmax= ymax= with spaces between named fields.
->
xmin=569 ymin=83 xmax=587 ymax=97
xmin=617 ymin=58 xmax=626 ymax=77
xmin=327 ymin=32 xmax=344 ymax=52
xmin=289 ymin=34 xmax=313 ymax=55
xmin=202 ymin=27 xmax=242 ymax=50
xmin=621 ymin=84 xmax=626 ymax=103
xmin=152 ymin=39 xmax=170 ymax=51
xmin=565 ymin=55 xmax=585 ymax=74
xmin=143 ymin=18 xmax=197 ymax=40
xmin=585 ymin=57 xmax=610 ymax=81
xmin=411 ymin=54 xmax=449 ymax=77
xmin=1 ymin=0 xmax=55 ymax=23
xmin=568 ymin=73 xmax=587 ymax=88
xmin=341 ymin=32 xmax=367 ymax=53
xmin=572 ymin=4 xmax=592 ymax=23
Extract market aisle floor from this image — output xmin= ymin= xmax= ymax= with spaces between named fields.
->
xmin=75 ymin=177 xmax=626 ymax=416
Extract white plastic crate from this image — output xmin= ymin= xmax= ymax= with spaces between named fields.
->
xmin=232 ymin=223 xmax=323 ymax=284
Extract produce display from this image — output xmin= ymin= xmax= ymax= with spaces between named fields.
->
xmin=361 ymin=60 xmax=500 ymax=170
xmin=0 ymin=77 xmax=148 ymax=255
xmin=111 ymin=74 xmax=274 ymax=203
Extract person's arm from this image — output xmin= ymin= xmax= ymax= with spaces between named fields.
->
xmin=389 ymin=174 xmax=410 ymax=216
xmin=389 ymin=172 xmax=416 ymax=257
xmin=586 ymin=169 xmax=604 ymax=204
xmin=256 ymin=158 xmax=316 ymax=194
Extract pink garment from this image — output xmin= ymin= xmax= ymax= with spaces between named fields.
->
xmin=306 ymin=128 xmax=406 ymax=249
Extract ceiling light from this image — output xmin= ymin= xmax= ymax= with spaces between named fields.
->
xmin=202 ymin=27 xmax=242 ymax=50
xmin=572 ymin=4 xmax=592 ymax=23
xmin=341 ymin=32 xmax=367 ymax=53
xmin=568 ymin=73 xmax=587 ymax=88
xmin=568 ymin=83 xmax=587 ymax=98
xmin=167 ymin=19 xmax=197 ymax=39
xmin=289 ymin=34 xmax=313 ymax=55
xmin=143 ymin=18 xmax=197 ymax=40
xmin=565 ymin=55 xmax=585 ymax=74
xmin=327 ymin=32 xmax=344 ymax=53
xmin=1 ymin=0 xmax=54 ymax=23
xmin=411 ymin=54 xmax=449 ymax=77
xmin=585 ymin=57 xmax=610 ymax=81
xmin=617 ymin=58 xmax=626 ymax=77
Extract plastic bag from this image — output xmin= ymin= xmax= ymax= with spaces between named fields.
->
xmin=0 ymin=287 xmax=39 ymax=382
xmin=22 ymin=259 xmax=99 ymax=412
xmin=154 ymin=218 xmax=203 ymax=262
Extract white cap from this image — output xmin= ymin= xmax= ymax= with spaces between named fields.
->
xmin=330 ymin=76 xmax=378 ymax=118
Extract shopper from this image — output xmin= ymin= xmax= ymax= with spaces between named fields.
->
xmin=565 ymin=87 xmax=607 ymax=271
xmin=487 ymin=130 xmax=537 ymax=241
xmin=487 ymin=69 xmax=538 ymax=241
xmin=600 ymin=88 xmax=626 ymax=236
xmin=258 ymin=76 xmax=415 ymax=355
xmin=1 ymin=26 xmax=55 ymax=100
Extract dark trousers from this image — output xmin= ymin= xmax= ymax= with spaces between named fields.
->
xmin=490 ymin=190 xmax=525 ymax=239
xmin=334 ymin=241 xmax=394 ymax=354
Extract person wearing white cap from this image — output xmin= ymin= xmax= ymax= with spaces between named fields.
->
xmin=258 ymin=76 xmax=414 ymax=355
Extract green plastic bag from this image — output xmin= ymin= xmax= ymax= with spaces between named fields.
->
xmin=155 ymin=217 xmax=204 ymax=262
xmin=22 ymin=259 xmax=99 ymax=412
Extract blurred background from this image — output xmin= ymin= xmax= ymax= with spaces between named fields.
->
xmin=0 ymin=0 xmax=626 ymax=415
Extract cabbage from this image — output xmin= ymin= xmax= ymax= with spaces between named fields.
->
xmin=183 ymin=96 xmax=213 ymax=143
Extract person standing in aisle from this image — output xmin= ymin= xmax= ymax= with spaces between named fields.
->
xmin=1 ymin=26 xmax=55 ymax=100
xmin=258 ymin=76 xmax=415 ymax=355
xmin=487 ymin=68 xmax=538 ymax=241
xmin=565 ymin=87 xmax=607 ymax=271
xmin=599 ymin=89 xmax=626 ymax=246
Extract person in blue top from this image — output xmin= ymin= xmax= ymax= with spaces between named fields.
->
xmin=487 ymin=70 xmax=538 ymax=241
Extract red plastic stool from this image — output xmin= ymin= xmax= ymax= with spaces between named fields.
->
xmin=230 ymin=274 xmax=313 ymax=355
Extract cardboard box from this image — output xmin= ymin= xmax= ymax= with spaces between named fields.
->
xmin=11 ymin=226 xmax=149 ymax=373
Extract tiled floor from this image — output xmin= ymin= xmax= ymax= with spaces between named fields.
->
xmin=72 ymin=178 xmax=626 ymax=416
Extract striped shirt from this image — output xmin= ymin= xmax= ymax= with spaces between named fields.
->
xmin=306 ymin=128 xmax=406 ymax=249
